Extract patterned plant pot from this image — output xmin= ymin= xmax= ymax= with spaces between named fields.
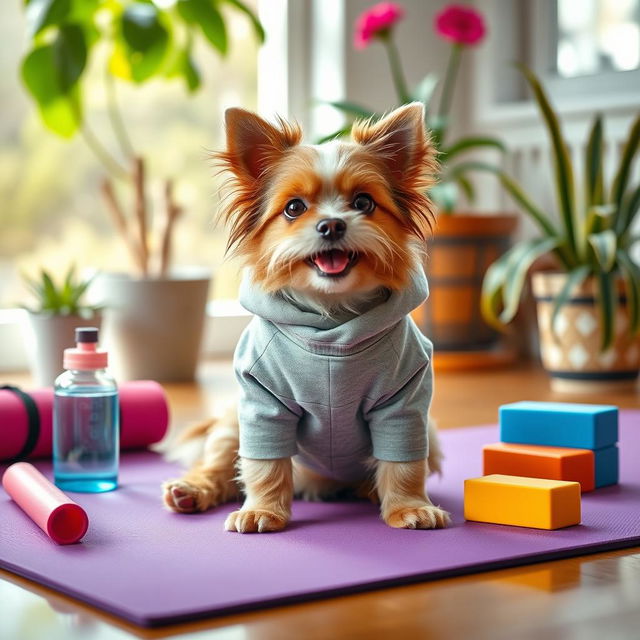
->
xmin=533 ymin=272 xmax=640 ymax=392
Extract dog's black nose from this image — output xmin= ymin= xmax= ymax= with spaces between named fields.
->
xmin=316 ymin=218 xmax=346 ymax=241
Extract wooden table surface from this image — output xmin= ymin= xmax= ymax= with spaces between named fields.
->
xmin=1 ymin=360 xmax=639 ymax=639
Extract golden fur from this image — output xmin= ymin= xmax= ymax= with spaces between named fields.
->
xmin=163 ymin=103 xmax=450 ymax=532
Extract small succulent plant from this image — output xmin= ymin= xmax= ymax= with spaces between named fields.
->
xmin=23 ymin=266 xmax=100 ymax=318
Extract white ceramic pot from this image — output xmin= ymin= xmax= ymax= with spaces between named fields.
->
xmin=533 ymin=272 xmax=640 ymax=393
xmin=93 ymin=271 xmax=211 ymax=382
xmin=24 ymin=313 xmax=102 ymax=387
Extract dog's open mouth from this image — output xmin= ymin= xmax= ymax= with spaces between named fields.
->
xmin=307 ymin=250 xmax=359 ymax=278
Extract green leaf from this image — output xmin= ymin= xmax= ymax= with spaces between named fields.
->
xmin=585 ymin=114 xmax=604 ymax=207
xmin=165 ymin=40 xmax=201 ymax=92
xmin=429 ymin=181 xmax=458 ymax=213
xmin=67 ymin=0 xmax=101 ymax=24
xmin=499 ymin=236 xmax=561 ymax=324
xmin=410 ymin=73 xmax=438 ymax=108
xmin=426 ymin=114 xmax=447 ymax=145
xmin=21 ymin=45 xmax=82 ymax=137
xmin=615 ymin=184 xmax=640 ymax=237
xmin=586 ymin=204 xmax=615 ymax=235
xmin=455 ymin=174 xmax=475 ymax=202
xmin=441 ymin=136 xmax=505 ymax=162
xmin=611 ymin=112 xmax=640 ymax=210
xmin=549 ymin=265 xmax=591 ymax=340
xmin=482 ymin=239 xmax=562 ymax=332
xmin=316 ymin=126 xmax=353 ymax=144
xmin=595 ymin=270 xmax=616 ymax=351
xmin=448 ymin=161 xmax=563 ymax=247
xmin=326 ymin=101 xmax=376 ymax=120
xmin=53 ymin=24 xmax=87 ymax=92
xmin=588 ymin=229 xmax=617 ymax=272
xmin=617 ymin=250 xmax=640 ymax=336
xmin=182 ymin=51 xmax=200 ymax=92
xmin=178 ymin=0 xmax=227 ymax=55
xmin=120 ymin=3 xmax=170 ymax=83
xmin=41 ymin=270 xmax=58 ymax=309
xmin=222 ymin=0 xmax=265 ymax=43
xmin=518 ymin=64 xmax=577 ymax=262
xmin=25 ymin=0 xmax=71 ymax=36
xmin=481 ymin=251 xmax=513 ymax=330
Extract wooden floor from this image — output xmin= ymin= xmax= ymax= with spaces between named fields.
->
xmin=2 ymin=360 xmax=639 ymax=639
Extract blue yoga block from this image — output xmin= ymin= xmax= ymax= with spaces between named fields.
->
xmin=500 ymin=401 xmax=618 ymax=449
xmin=594 ymin=446 xmax=619 ymax=488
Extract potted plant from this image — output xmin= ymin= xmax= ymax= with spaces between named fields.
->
xmin=480 ymin=66 xmax=640 ymax=392
xmin=325 ymin=2 xmax=517 ymax=357
xmin=19 ymin=0 xmax=264 ymax=381
xmin=22 ymin=266 xmax=101 ymax=387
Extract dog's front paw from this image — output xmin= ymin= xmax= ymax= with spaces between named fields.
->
xmin=224 ymin=508 xmax=288 ymax=533
xmin=163 ymin=479 xmax=212 ymax=513
xmin=384 ymin=504 xmax=451 ymax=529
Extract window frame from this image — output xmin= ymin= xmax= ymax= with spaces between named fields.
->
xmin=472 ymin=0 xmax=640 ymax=130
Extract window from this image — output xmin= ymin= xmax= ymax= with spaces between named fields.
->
xmin=0 ymin=1 xmax=260 ymax=309
xmin=556 ymin=0 xmax=640 ymax=77
xmin=471 ymin=0 xmax=640 ymax=126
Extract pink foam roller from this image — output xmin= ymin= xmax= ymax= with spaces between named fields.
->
xmin=2 ymin=462 xmax=88 ymax=544
xmin=0 ymin=380 xmax=169 ymax=461
xmin=118 ymin=381 xmax=170 ymax=449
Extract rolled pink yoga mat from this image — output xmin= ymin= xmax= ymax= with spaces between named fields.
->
xmin=0 ymin=380 xmax=169 ymax=462
xmin=2 ymin=462 xmax=89 ymax=544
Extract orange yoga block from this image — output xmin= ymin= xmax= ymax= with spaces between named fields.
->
xmin=464 ymin=474 xmax=581 ymax=530
xmin=483 ymin=443 xmax=595 ymax=492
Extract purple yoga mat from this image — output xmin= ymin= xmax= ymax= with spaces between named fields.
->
xmin=1 ymin=411 xmax=639 ymax=627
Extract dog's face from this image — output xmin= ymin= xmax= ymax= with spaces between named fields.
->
xmin=215 ymin=103 xmax=437 ymax=300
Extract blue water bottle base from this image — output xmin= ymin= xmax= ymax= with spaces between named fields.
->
xmin=55 ymin=475 xmax=118 ymax=493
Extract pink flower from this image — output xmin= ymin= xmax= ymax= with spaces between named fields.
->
xmin=435 ymin=5 xmax=486 ymax=46
xmin=354 ymin=2 xmax=405 ymax=50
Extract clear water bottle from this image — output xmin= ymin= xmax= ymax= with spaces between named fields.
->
xmin=53 ymin=327 xmax=119 ymax=492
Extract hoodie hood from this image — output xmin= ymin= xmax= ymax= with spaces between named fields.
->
xmin=239 ymin=268 xmax=429 ymax=356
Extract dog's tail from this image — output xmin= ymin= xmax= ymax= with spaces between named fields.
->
xmin=176 ymin=418 xmax=217 ymax=444
xmin=154 ymin=401 xmax=237 ymax=467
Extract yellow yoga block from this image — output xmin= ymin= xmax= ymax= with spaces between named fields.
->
xmin=464 ymin=474 xmax=581 ymax=530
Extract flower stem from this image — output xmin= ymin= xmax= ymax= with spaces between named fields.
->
xmin=382 ymin=35 xmax=410 ymax=104
xmin=437 ymin=43 xmax=463 ymax=142
xmin=81 ymin=125 xmax=128 ymax=180
xmin=105 ymin=69 xmax=135 ymax=159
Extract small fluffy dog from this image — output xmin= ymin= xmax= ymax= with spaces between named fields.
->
xmin=163 ymin=102 xmax=450 ymax=532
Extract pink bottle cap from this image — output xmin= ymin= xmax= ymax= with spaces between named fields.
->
xmin=2 ymin=462 xmax=89 ymax=544
xmin=63 ymin=327 xmax=108 ymax=370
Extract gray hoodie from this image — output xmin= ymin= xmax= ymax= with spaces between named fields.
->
xmin=234 ymin=268 xmax=434 ymax=483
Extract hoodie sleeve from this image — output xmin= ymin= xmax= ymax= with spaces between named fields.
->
xmin=365 ymin=359 xmax=432 ymax=462
xmin=235 ymin=371 xmax=301 ymax=459
xmin=234 ymin=325 xmax=301 ymax=460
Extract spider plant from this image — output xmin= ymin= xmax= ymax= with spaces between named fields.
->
xmin=479 ymin=65 xmax=640 ymax=352
xmin=23 ymin=266 xmax=100 ymax=318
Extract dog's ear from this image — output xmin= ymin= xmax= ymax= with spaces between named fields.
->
xmin=352 ymin=103 xmax=437 ymax=240
xmin=351 ymin=103 xmax=435 ymax=181
xmin=224 ymin=108 xmax=302 ymax=181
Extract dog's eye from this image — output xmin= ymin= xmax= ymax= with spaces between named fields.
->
xmin=284 ymin=199 xmax=307 ymax=220
xmin=352 ymin=193 xmax=375 ymax=214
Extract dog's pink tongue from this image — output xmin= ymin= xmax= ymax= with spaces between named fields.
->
xmin=313 ymin=250 xmax=349 ymax=274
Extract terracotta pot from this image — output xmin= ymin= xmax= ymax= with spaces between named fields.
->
xmin=533 ymin=272 xmax=640 ymax=393
xmin=412 ymin=213 xmax=518 ymax=350
xmin=92 ymin=271 xmax=211 ymax=382
xmin=23 ymin=313 xmax=102 ymax=387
